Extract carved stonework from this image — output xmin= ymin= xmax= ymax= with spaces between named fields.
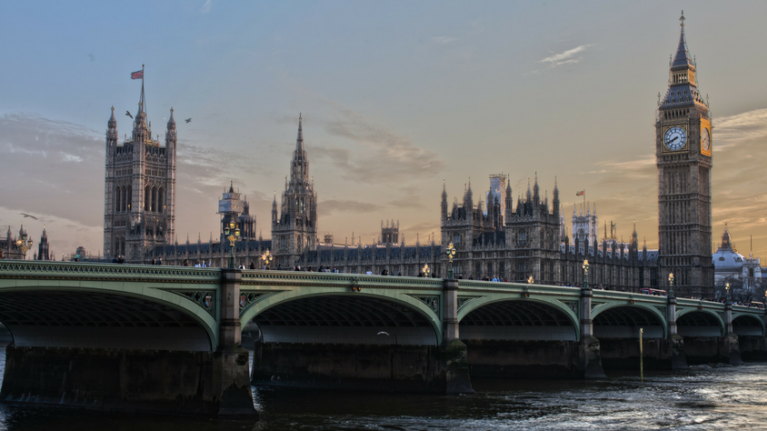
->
xmin=172 ymin=290 xmax=216 ymax=316
xmin=411 ymin=295 xmax=440 ymax=313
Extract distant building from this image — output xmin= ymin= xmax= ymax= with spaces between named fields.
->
xmin=218 ymin=183 xmax=256 ymax=241
xmin=712 ymin=226 xmax=764 ymax=298
xmin=1 ymin=226 xmax=30 ymax=260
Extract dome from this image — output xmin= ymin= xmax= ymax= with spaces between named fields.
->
xmin=713 ymin=248 xmax=745 ymax=272
xmin=713 ymin=225 xmax=744 ymax=271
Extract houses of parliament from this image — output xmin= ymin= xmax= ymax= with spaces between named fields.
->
xmin=108 ymin=14 xmax=715 ymax=298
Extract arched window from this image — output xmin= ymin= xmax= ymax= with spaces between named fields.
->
xmin=151 ymin=187 xmax=157 ymax=212
xmin=158 ymin=188 xmax=164 ymax=213
xmin=127 ymin=186 xmax=132 ymax=211
xmin=145 ymin=186 xmax=150 ymax=211
xmin=115 ymin=187 xmax=121 ymax=212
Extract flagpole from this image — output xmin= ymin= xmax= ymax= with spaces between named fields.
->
xmin=583 ymin=189 xmax=586 ymax=208
xmin=142 ymin=64 xmax=145 ymax=113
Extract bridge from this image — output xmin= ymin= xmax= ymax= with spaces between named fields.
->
xmin=0 ymin=260 xmax=765 ymax=415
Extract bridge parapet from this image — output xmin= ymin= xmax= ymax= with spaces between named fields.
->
xmin=0 ymin=259 xmax=220 ymax=283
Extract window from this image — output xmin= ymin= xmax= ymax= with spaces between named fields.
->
xmin=453 ymin=233 xmax=460 ymax=244
xmin=280 ymin=237 xmax=286 ymax=250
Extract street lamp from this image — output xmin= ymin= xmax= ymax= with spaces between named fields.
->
xmin=668 ymin=273 xmax=675 ymax=298
xmin=15 ymin=233 xmax=33 ymax=260
xmin=527 ymin=276 xmax=534 ymax=284
xmin=445 ymin=242 xmax=456 ymax=279
xmin=261 ymin=249 xmax=273 ymax=270
xmin=582 ymin=260 xmax=589 ymax=290
xmin=422 ymin=263 xmax=430 ymax=278
xmin=223 ymin=220 xmax=240 ymax=269
xmin=725 ymin=282 xmax=731 ymax=305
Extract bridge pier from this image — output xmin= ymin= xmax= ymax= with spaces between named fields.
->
xmin=441 ymin=279 xmax=474 ymax=394
xmin=666 ymin=296 xmax=688 ymax=369
xmin=215 ymin=269 xmax=259 ymax=417
xmin=577 ymin=285 xmax=606 ymax=379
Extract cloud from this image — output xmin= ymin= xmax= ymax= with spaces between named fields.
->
xmin=0 ymin=114 xmax=103 ymax=227
xmin=200 ymin=0 xmax=211 ymax=13
xmin=388 ymin=186 xmax=425 ymax=209
xmin=311 ymin=106 xmax=444 ymax=184
xmin=590 ymin=156 xmax=655 ymax=179
xmin=318 ymin=200 xmax=383 ymax=217
xmin=712 ymin=108 xmax=767 ymax=151
xmin=541 ymin=44 xmax=594 ymax=68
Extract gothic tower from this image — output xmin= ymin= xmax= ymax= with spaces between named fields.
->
xmin=36 ymin=227 xmax=49 ymax=261
xmin=272 ymin=114 xmax=318 ymax=267
xmin=103 ymin=80 xmax=177 ymax=261
xmin=656 ymin=12 xmax=714 ymax=297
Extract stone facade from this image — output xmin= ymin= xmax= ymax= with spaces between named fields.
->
xmin=103 ymin=81 xmax=177 ymax=262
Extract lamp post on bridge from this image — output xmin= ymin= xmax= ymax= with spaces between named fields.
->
xmin=223 ymin=220 xmax=240 ymax=269
xmin=445 ymin=242 xmax=456 ymax=279
xmin=582 ymin=260 xmax=589 ymax=290
xmin=725 ymin=282 xmax=731 ymax=305
xmin=15 ymin=234 xmax=33 ymax=260
xmin=261 ymin=249 xmax=273 ymax=270
xmin=668 ymin=273 xmax=675 ymax=298
xmin=422 ymin=263 xmax=430 ymax=278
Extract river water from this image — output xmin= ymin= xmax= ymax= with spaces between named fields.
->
xmin=0 ymin=349 xmax=765 ymax=430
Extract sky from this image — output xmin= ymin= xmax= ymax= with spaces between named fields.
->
xmin=1 ymin=1 xmax=767 ymax=259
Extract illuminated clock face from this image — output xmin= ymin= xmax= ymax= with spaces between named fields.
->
xmin=664 ymin=127 xmax=687 ymax=151
xmin=701 ymin=128 xmax=711 ymax=152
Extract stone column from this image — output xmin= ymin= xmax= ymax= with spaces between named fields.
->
xmin=214 ymin=269 xmax=259 ymax=417
xmin=441 ymin=278 xmax=473 ymax=394
xmin=443 ymin=279 xmax=459 ymax=342
xmin=580 ymin=287 xmax=593 ymax=338
xmin=220 ymin=269 xmax=242 ymax=346
xmin=722 ymin=302 xmax=743 ymax=365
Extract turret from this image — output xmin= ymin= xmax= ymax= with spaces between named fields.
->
xmin=533 ymin=172 xmax=540 ymax=205
xmin=107 ymin=107 xmax=118 ymax=147
xmin=552 ymin=177 xmax=560 ymax=218
xmin=464 ymin=178 xmax=473 ymax=211
xmin=441 ymin=180 xmax=448 ymax=220
xmin=505 ymin=181 xmax=513 ymax=221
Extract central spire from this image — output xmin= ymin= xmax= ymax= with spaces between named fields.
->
xmin=296 ymin=113 xmax=304 ymax=152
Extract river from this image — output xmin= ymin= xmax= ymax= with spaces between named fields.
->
xmin=0 ymin=349 xmax=765 ymax=430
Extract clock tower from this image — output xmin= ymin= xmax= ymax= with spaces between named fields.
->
xmin=656 ymin=12 xmax=714 ymax=298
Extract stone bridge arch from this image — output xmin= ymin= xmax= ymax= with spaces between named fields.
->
xmin=240 ymin=289 xmax=442 ymax=345
xmin=457 ymin=297 xmax=579 ymax=341
xmin=732 ymin=314 xmax=765 ymax=336
xmin=592 ymin=303 xmax=667 ymax=339
xmin=0 ymin=282 xmax=218 ymax=351
xmin=675 ymin=309 xmax=725 ymax=337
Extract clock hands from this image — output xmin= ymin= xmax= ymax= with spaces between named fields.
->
xmin=668 ymin=136 xmax=679 ymax=144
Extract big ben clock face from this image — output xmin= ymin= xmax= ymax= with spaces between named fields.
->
xmin=664 ymin=127 xmax=687 ymax=151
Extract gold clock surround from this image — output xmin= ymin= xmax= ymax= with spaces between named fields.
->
xmin=700 ymin=118 xmax=712 ymax=156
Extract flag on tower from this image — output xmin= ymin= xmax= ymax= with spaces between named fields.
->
xmin=131 ymin=70 xmax=144 ymax=80
xmin=576 ymin=190 xmax=585 ymax=196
